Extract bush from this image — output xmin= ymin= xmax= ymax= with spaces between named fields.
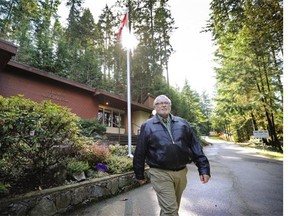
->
xmin=80 ymin=144 xmax=111 ymax=167
xmin=78 ymin=119 xmax=106 ymax=139
xmin=105 ymin=155 xmax=133 ymax=174
xmin=0 ymin=96 xmax=137 ymax=196
xmin=0 ymin=95 xmax=83 ymax=194
xmin=108 ymin=144 xmax=136 ymax=156
xmin=66 ymin=159 xmax=90 ymax=178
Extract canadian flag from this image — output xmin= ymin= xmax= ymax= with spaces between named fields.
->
xmin=117 ymin=13 xmax=128 ymax=39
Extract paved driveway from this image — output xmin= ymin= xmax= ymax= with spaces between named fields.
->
xmin=65 ymin=139 xmax=283 ymax=216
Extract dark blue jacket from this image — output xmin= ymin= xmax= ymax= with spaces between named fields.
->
xmin=133 ymin=114 xmax=210 ymax=180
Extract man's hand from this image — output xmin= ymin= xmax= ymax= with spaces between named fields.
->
xmin=136 ymin=179 xmax=146 ymax=185
xmin=200 ymin=175 xmax=210 ymax=184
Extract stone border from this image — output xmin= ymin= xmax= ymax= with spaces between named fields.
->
xmin=0 ymin=170 xmax=149 ymax=216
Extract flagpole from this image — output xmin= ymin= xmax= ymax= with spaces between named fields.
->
xmin=126 ymin=11 xmax=133 ymax=158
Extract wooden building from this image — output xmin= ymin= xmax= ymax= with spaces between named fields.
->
xmin=0 ymin=39 xmax=155 ymax=140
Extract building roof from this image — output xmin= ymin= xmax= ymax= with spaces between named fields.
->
xmin=0 ymin=39 xmax=17 ymax=70
xmin=0 ymin=39 xmax=153 ymax=113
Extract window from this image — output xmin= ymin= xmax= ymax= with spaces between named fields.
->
xmin=104 ymin=110 xmax=111 ymax=126
xmin=98 ymin=108 xmax=103 ymax=122
xmin=98 ymin=107 xmax=124 ymax=128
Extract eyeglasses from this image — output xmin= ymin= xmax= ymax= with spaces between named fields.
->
xmin=155 ymin=101 xmax=170 ymax=106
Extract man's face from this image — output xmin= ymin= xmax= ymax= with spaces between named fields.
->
xmin=154 ymin=98 xmax=171 ymax=118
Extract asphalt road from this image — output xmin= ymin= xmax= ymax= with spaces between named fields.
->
xmin=64 ymin=138 xmax=283 ymax=216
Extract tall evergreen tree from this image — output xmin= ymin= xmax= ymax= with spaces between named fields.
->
xmin=31 ymin=0 xmax=60 ymax=71
xmin=207 ymin=0 xmax=283 ymax=150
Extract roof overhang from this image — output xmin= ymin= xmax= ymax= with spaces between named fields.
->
xmin=94 ymin=90 xmax=153 ymax=113
xmin=0 ymin=39 xmax=18 ymax=70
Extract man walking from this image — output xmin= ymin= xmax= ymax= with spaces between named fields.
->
xmin=133 ymin=95 xmax=210 ymax=216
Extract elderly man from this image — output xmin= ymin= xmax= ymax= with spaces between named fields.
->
xmin=133 ymin=94 xmax=210 ymax=216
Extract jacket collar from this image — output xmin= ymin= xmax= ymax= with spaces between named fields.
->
xmin=153 ymin=114 xmax=177 ymax=124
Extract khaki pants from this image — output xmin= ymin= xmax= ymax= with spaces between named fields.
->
xmin=148 ymin=167 xmax=188 ymax=216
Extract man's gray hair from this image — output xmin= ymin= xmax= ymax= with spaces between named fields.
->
xmin=153 ymin=95 xmax=172 ymax=106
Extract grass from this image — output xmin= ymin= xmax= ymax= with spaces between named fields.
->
xmin=207 ymin=136 xmax=223 ymax=141
xmin=239 ymin=143 xmax=283 ymax=160
xmin=257 ymin=150 xmax=283 ymax=160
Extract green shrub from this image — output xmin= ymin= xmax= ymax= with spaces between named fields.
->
xmin=108 ymin=144 xmax=136 ymax=156
xmin=0 ymin=96 xmax=142 ymax=195
xmin=78 ymin=118 xmax=106 ymax=138
xmin=66 ymin=159 xmax=89 ymax=176
xmin=105 ymin=155 xmax=133 ymax=174
xmin=0 ymin=95 xmax=83 ymax=193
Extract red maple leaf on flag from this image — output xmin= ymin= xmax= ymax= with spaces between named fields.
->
xmin=117 ymin=13 xmax=127 ymax=39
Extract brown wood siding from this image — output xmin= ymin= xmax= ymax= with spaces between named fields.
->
xmin=0 ymin=67 xmax=98 ymax=119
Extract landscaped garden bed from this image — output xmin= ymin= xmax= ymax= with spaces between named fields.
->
xmin=0 ymin=96 xmax=137 ymax=204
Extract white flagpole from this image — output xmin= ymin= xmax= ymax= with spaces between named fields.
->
xmin=126 ymin=11 xmax=133 ymax=158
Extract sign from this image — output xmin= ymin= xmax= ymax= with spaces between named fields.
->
xmin=209 ymin=131 xmax=216 ymax=136
xmin=253 ymin=130 xmax=269 ymax=138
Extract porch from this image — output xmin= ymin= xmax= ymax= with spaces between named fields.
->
xmin=106 ymin=133 xmax=138 ymax=146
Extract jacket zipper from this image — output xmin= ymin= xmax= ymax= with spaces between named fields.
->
xmin=162 ymin=122 xmax=175 ymax=144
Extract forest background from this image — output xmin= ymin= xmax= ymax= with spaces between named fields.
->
xmin=0 ymin=0 xmax=283 ymax=151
